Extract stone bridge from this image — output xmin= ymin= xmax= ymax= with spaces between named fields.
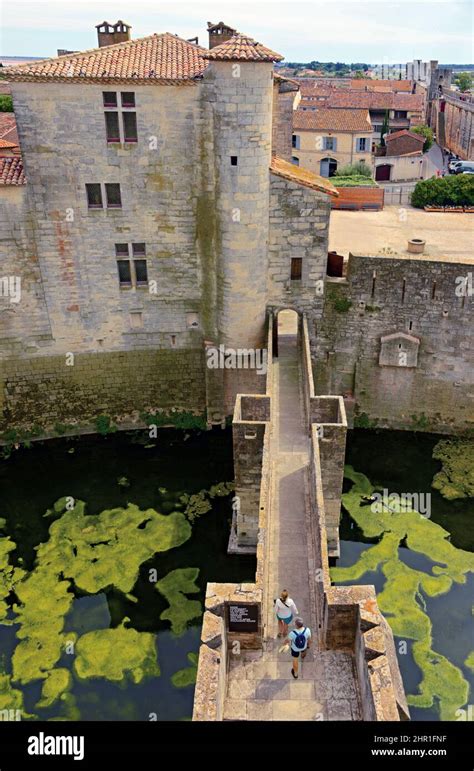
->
xmin=193 ymin=311 xmax=410 ymax=722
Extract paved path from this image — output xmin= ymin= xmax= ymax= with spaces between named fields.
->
xmin=224 ymin=315 xmax=361 ymax=720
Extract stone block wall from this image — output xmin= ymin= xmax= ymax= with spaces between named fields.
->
xmin=312 ymin=254 xmax=474 ymax=433
xmin=272 ymin=81 xmax=296 ymax=161
xmin=268 ymin=174 xmax=330 ymax=318
xmin=8 ymin=81 xmax=209 ymax=357
xmin=0 ymin=349 xmax=205 ymax=432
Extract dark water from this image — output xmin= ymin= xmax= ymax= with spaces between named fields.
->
xmin=338 ymin=429 xmax=474 ymax=722
xmin=0 ymin=429 xmax=256 ymax=721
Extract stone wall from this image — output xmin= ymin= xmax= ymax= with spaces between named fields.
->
xmin=312 ymin=254 xmax=474 ymax=433
xmin=271 ymin=81 xmax=296 ymax=162
xmin=0 ymin=349 xmax=205 ymax=432
xmin=8 ymin=81 xmax=208 ymax=357
xmin=267 ymin=174 xmax=330 ymax=317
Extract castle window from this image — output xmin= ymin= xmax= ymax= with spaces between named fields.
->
xmin=323 ymin=137 xmax=337 ymax=151
xmin=123 ymin=112 xmax=137 ymax=143
xmin=86 ymin=183 xmax=103 ymax=208
xmin=356 ymin=138 xmax=367 ymax=152
xmin=292 ymin=134 xmax=300 ymax=149
xmin=103 ymin=92 xmax=137 ymax=144
xmin=105 ymin=183 xmax=122 ymax=208
xmin=121 ymin=92 xmax=135 ymax=108
xmin=231 ymin=156 xmax=238 ymax=166
xmin=291 ymin=257 xmax=302 ymax=281
xmin=115 ymin=243 xmax=148 ymax=289
xmin=291 ymin=156 xmax=300 ymax=166
xmin=117 ymin=260 xmax=132 ymax=287
xmin=103 ymin=92 xmax=118 ymax=108
xmin=105 ymin=112 xmax=120 ymax=143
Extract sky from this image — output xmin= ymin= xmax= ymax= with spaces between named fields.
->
xmin=1 ymin=0 xmax=473 ymax=63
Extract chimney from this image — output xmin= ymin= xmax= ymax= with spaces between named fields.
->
xmin=207 ymin=21 xmax=237 ymax=49
xmin=96 ymin=20 xmax=132 ymax=48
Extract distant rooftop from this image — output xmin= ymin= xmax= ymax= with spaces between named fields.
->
xmin=329 ymin=207 xmax=474 ymax=264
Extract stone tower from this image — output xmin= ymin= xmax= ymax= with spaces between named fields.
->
xmin=203 ymin=34 xmax=283 ymax=351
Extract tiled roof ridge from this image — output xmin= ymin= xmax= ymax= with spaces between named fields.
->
xmin=1 ymin=33 xmax=209 ymax=84
xmin=2 ymin=32 xmax=206 ymax=74
xmin=385 ymin=128 xmax=424 ymax=142
xmin=0 ymin=155 xmax=26 ymax=185
xmin=203 ymin=32 xmax=284 ymax=62
xmin=270 ymin=155 xmax=339 ymax=197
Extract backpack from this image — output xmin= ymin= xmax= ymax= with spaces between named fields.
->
xmin=292 ymin=627 xmax=307 ymax=650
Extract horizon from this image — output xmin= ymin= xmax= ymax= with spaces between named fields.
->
xmin=1 ymin=0 xmax=472 ymax=64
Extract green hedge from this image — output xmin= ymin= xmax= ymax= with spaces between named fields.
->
xmin=333 ymin=175 xmax=379 ymax=188
xmin=411 ymin=174 xmax=474 ymax=208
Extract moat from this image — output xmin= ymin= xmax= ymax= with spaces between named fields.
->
xmin=0 ymin=427 xmax=472 ymax=721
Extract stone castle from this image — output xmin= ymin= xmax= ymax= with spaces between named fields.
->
xmin=0 ymin=19 xmax=473 ymax=723
xmin=1 ymin=21 xmax=471 ymax=438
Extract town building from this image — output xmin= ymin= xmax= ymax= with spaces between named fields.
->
xmin=292 ymin=108 xmax=373 ymax=175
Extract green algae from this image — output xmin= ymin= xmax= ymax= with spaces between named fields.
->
xmin=180 ymin=481 xmax=234 ymax=523
xmin=74 ymin=618 xmax=159 ymax=684
xmin=36 ymin=668 xmax=72 ymax=709
xmin=0 ymin=536 xmax=26 ymax=624
xmin=156 ymin=568 xmax=202 ymax=635
xmin=432 ymin=439 xmax=474 ymax=500
xmin=38 ymin=499 xmax=191 ymax=594
xmin=330 ymin=465 xmax=474 ymax=720
xmin=9 ymin=499 xmax=191 ymax=686
xmin=171 ymin=652 xmax=198 ymax=688
xmin=465 ymin=652 xmax=474 ymax=672
xmin=12 ymin=568 xmax=76 ymax=684
xmin=0 ymin=673 xmax=34 ymax=719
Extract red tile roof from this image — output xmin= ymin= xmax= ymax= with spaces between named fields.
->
xmin=203 ymin=33 xmax=283 ymax=62
xmin=350 ymin=78 xmax=413 ymax=92
xmin=2 ymin=31 xmax=283 ymax=84
xmin=0 ymin=156 xmax=25 ymax=184
xmin=0 ymin=114 xmax=19 ymax=146
xmin=385 ymin=129 xmax=424 ymax=142
xmin=294 ymin=108 xmax=372 ymax=132
xmin=2 ymin=33 xmax=209 ymax=84
xmin=270 ymin=156 xmax=338 ymax=197
xmin=326 ymin=90 xmax=423 ymax=111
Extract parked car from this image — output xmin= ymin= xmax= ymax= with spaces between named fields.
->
xmin=460 ymin=169 xmax=474 ymax=174
xmin=448 ymin=160 xmax=463 ymax=173
xmin=454 ymin=162 xmax=474 ymax=174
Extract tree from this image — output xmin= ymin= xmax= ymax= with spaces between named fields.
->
xmin=454 ymin=72 xmax=473 ymax=92
xmin=0 ymin=95 xmax=13 ymax=112
xmin=353 ymin=70 xmax=367 ymax=79
xmin=380 ymin=110 xmax=389 ymax=147
xmin=412 ymin=125 xmax=434 ymax=153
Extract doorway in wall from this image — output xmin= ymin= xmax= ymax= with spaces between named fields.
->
xmin=320 ymin=157 xmax=338 ymax=177
xmin=272 ymin=309 xmax=298 ymax=359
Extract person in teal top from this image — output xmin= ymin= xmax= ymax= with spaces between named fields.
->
xmin=286 ymin=617 xmax=311 ymax=679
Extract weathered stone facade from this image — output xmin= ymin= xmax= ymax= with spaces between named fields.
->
xmin=312 ymin=255 xmax=474 ymax=433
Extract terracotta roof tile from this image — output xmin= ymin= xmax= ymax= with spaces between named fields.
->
xmin=350 ymin=78 xmax=413 ymax=92
xmin=294 ymin=108 xmax=372 ymax=132
xmin=0 ymin=138 xmax=18 ymax=149
xmin=2 ymin=33 xmax=209 ymax=84
xmin=385 ymin=129 xmax=424 ymax=142
xmin=270 ymin=156 xmax=338 ymax=197
xmin=203 ymin=33 xmax=283 ymax=62
xmin=0 ymin=156 xmax=25 ymax=184
xmin=326 ymin=90 xmax=423 ymax=111
xmin=0 ymin=114 xmax=19 ymax=145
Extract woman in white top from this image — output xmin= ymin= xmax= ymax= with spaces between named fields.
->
xmin=274 ymin=590 xmax=298 ymax=638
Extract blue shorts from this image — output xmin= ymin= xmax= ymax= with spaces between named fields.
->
xmin=277 ymin=614 xmax=293 ymax=624
xmin=291 ymin=648 xmax=307 ymax=658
